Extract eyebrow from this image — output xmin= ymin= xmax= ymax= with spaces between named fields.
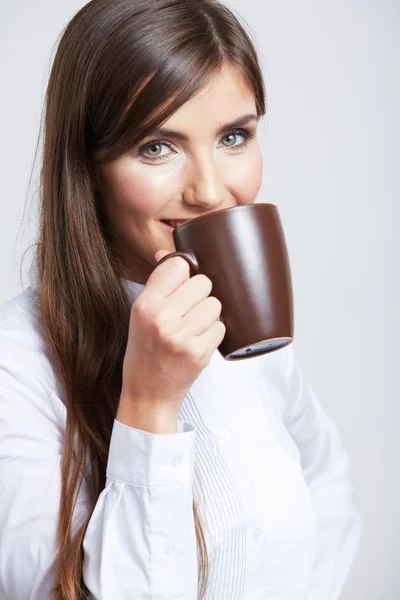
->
xmin=146 ymin=113 xmax=260 ymax=142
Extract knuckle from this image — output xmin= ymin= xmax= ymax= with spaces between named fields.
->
xmin=132 ymin=296 xmax=146 ymax=318
xmin=151 ymin=310 xmax=170 ymax=337
xmin=134 ymin=294 xmax=156 ymax=319
xmin=168 ymin=328 xmax=186 ymax=352
xmin=187 ymin=343 xmax=208 ymax=366
xmin=153 ymin=316 xmax=185 ymax=352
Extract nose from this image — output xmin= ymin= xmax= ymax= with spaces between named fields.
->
xmin=182 ymin=152 xmax=227 ymax=210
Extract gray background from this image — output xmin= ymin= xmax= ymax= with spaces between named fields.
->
xmin=1 ymin=1 xmax=399 ymax=598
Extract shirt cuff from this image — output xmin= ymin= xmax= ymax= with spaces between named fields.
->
xmin=106 ymin=418 xmax=196 ymax=488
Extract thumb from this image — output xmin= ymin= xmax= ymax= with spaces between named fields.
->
xmin=154 ymin=249 xmax=171 ymax=263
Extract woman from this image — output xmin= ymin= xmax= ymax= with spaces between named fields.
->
xmin=0 ymin=0 xmax=362 ymax=598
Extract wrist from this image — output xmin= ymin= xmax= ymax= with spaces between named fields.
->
xmin=116 ymin=396 xmax=179 ymax=434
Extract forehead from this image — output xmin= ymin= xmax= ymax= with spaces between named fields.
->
xmin=161 ymin=65 xmax=256 ymax=131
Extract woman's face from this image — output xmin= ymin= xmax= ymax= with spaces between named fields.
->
xmin=93 ymin=65 xmax=263 ymax=284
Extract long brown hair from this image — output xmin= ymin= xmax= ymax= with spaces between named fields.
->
xmin=31 ymin=0 xmax=266 ymax=597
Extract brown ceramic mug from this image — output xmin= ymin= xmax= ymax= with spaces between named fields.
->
xmin=156 ymin=203 xmax=294 ymax=361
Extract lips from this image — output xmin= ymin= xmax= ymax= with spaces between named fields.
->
xmin=161 ymin=219 xmax=191 ymax=229
xmin=160 ymin=220 xmax=174 ymax=232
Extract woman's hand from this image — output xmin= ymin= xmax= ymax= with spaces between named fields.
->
xmin=117 ymin=249 xmax=226 ymax=432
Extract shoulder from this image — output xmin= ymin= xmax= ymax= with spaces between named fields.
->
xmin=0 ymin=286 xmax=66 ymax=419
xmin=0 ymin=286 xmax=39 ymax=335
xmin=0 ymin=286 xmax=48 ymax=364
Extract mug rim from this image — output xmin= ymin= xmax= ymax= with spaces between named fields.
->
xmin=175 ymin=201 xmax=277 ymax=231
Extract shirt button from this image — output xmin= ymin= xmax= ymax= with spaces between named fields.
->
xmin=253 ymin=528 xmax=262 ymax=540
xmin=164 ymin=544 xmax=175 ymax=555
xmin=219 ymin=428 xmax=231 ymax=440
xmin=170 ymin=454 xmax=182 ymax=466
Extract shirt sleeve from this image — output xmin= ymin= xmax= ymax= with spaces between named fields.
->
xmin=0 ymin=343 xmax=198 ymax=599
xmin=280 ymin=343 xmax=363 ymax=600
xmin=83 ymin=418 xmax=198 ymax=599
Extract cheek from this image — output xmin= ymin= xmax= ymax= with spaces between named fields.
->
xmin=101 ymin=157 xmax=173 ymax=219
xmin=228 ymin=149 xmax=263 ymax=202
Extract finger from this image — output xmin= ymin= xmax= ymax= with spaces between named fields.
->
xmin=145 ymin=255 xmax=191 ymax=302
xmin=164 ymin=274 xmax=212 ymax=319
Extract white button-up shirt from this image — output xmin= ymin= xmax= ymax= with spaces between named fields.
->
xmin=0 ymin=280 xmax=362 ymax=599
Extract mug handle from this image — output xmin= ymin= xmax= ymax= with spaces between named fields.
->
xmin=155 ymin=249 xmax=200 ymax=277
